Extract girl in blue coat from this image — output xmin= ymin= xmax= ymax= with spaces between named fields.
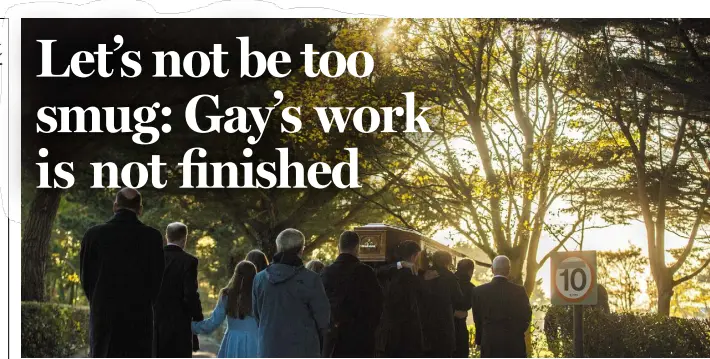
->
xmin=192 ymin=261 xmax=259 ymax=358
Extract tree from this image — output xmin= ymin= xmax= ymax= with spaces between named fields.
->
xmin=664 ymin=247 xmax=710 ymax=318
xmin=380 ymin=19 xmax=597 ymax=294
xmin=551 ymin=19 xmax=710 ymax=315
xmin=598 ymin=245 xmax=648 ymax=312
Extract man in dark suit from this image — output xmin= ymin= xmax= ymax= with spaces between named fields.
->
xmin=471 ymin=255 xmax=531 ymax=358
xmin=154 ymin=222 xmax=204 ymax=357
xmin=453 ymin=259 xmax=475 ymax=358
xmin=379 ymin=240 xmax=427 ymax=358
xmin=321 ymin=231 xmax=383 ymax=357
xmin=80 ymin=188 xmax=164 ymax=357
xmin=420 ymin=251 xmax=464 ymax=357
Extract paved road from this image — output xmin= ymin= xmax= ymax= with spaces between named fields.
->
xmin=193 ymin=335 xmax=220 ymax=358
xmin=72 ymin=335 xmax=220 ymax=358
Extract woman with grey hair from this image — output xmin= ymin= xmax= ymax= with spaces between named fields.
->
xmin=251 ymin=228 xmax=330 ymax=358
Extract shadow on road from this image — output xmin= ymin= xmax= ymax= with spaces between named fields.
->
xmin=193 ymin=334 xmax=220 ymax=358
xmin=71 ymin=335 xmax=220 ymax=358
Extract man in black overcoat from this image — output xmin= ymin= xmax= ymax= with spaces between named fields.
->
xmin=320 ymin=231 xmax=383 ymax=357
xmin=153 ymin=222 xmax=204 ymax=357
xmin=453 ymin=259 xmax=475 ymax=358
xmin=80 ymin=188 xmax=165 ymax=357
xmin=420 ymin=251 xmax=464 ymax=357
xmin=471 ymin=255 xmax=531 ymax=358
xmin=379 ymin=240 xmax=427 ymax=358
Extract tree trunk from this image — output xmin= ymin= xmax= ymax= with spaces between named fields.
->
xmin=505 ymin=248 xmax=525 ymax=286
xmin=656 ymin=272 xmax=674 ymax=316
xmin=523 ymin=260 xmax=539 ymax=296
xmin=69 ymin=283 xmax=76 ymax=305
xmin=256 ymin=228 xmax=279 ymax=259
xmin=21 ymin=187 xmax=62 ymax=302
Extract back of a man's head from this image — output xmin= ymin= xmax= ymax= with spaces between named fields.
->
xmin=397 ymin=240 xmax=421 ymax=262
xmin=275 ymin=228 xmax=305 ymax=254
xmin=456 ymin=258 xmax=475 ymax=275
xmin=166 ymin=222 xmax=188 ymax=246
xmin=114 ymin=187 xmax=142 ymax=214
xmin=432 ymin=251 xmax=453 ymax=269
xmin=492 ymin=255 xmax=511 ymax=277
xmin=338 ymin=231 xmax=360 ymax=254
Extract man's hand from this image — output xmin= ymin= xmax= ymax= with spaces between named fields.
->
xmin=423 ymin=270 xmax=440 ymax=281
xmin=398 ymin=261 xmax=414 ymax=269
xmin=454 ymin=310 xmax=467 ymax=319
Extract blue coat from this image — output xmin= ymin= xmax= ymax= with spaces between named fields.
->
xmin=192 ymin=294 xmax=258 ymax=358
xmin=252 ymin=262 xmax=330 ymax=358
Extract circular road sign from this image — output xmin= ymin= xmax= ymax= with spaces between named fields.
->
xmin=554 ymin=255 xmax=594 ymax=303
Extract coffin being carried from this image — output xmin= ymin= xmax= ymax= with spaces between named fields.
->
xmin=353 ymin=223 xmax=472 ymax=271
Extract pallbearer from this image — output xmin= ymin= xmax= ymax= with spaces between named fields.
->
xmin=321 ymin=231 xmax=383 ymax=357
xmin=453 ymin=259 xmax=475 ymax=358
xmin=378 ymin=241 xmax=426 ymax=358
xmin=420 ymin=251 xmax=464 ymax=358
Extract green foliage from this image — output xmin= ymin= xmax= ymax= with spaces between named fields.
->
xmin=597 ymin=244 xmax=648 ymax=312
xmin=544 ymin=305 xmax=710 ymax=357
xmin=21 ymin=302 xmax=89 ymax=358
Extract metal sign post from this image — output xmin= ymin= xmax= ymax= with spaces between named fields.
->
xmin=573 ymin=305 xmax=583 ymax=357
xmin=551 ymin=251 xmax=597 ymax=358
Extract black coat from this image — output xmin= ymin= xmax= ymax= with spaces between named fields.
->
xmin=420 ymin=266 xmax=464 ymax=357
xmin=153 ymin=245 xmax=204 ymax=358
xmin=80 ymin=210 xmax=164 ymax=357
xmin=471 ymin=277 xmax=531 ymax=358
xmin=320 ymin=253 xmax=383 ymax=357
xmin=379 ymin=267 xmax=426 ymax=358
xmin=453 ymin=273 xmax=475 ymax=358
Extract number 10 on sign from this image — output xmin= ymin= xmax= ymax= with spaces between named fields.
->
xmin=551 ymin=251 xmax=598 ymax=306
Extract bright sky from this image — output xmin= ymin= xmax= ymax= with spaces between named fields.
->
xmin=433 ymin=221 xmax=702 ymax=298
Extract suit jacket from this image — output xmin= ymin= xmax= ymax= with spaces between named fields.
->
xmin=80 ymin=210 xmax=164 ymax=357
xmin=471 ymin=277 xmax=531 ymax=358
xmin=420 ymin=266 xmax=464 ymax=357
xmin=320 ymin=253 xmax=383 ymax=357
xmin=380 ymin=267 xmax=426 ymax=358
xmin=153 ymin=245 xmax=204 ymax=357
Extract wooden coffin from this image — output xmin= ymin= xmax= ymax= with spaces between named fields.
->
xmin=353 ymin=223 xmax=470 ymax=269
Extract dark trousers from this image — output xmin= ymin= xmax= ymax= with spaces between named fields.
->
xmin=453 ymin=318 xmax=470 ymax=358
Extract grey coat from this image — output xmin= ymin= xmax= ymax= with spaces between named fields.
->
xmin=252 ymin=262 xmax=330 ymax=357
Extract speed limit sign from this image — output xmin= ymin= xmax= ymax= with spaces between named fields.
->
xmin=551 ymin=251 xmax=597 ymax=305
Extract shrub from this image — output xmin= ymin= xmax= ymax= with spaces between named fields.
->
xmin=544 ymin=305 xmax=710 ymax=357
xmin=21 ymin=302 xmax=89 ymax=358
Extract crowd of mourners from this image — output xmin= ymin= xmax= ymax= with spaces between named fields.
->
xmin=80 ymin=188 xmax=532 ymax=358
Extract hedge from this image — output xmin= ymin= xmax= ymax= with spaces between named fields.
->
xmin=21 ymin=302 xmax=89 ymax=358
xmin=544 ymin=306 xmax=710 ymax=357
xmin=21 ymin=301 xmax=710 ymax=358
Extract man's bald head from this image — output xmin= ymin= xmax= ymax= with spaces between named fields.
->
xmin=113 ymin=187 xmax=142 ymax=214
xmin=492 ymin=255 xmax=511 ymax=277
